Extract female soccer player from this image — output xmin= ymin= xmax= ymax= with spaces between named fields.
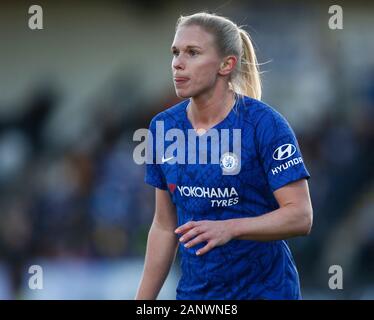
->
xmin=135 ymin=12 xmax=313 ymax=300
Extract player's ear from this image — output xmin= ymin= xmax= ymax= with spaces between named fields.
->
xmin=218 ymin=56 xmax=237 ymax=76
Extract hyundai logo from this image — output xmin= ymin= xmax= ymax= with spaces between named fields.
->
xmin=272 ymin=144 xmax=296 ymax=160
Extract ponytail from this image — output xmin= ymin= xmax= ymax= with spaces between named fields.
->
xmin=237 ymin=29 xmax=262 ymax=100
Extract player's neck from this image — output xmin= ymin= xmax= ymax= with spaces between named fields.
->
xmin=188 ymin=84 xmax=235 ymax=130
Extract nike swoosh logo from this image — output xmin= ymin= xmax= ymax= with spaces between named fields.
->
xmin=161 ymin=156 xmax=174 ymax=163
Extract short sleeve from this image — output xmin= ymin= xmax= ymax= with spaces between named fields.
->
xmin=255 ymin=108 xmax=310 ymax=192
xmin=144 ymin=117 xmax=168 ymax=190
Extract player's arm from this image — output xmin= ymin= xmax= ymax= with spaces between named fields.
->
xmin=230 ymin=178 xmax=313 ymax=241
xmin=135 ymin=188 xmax=178 ymax=300
xmin=176 ymin=179 xmax=312 ymax=255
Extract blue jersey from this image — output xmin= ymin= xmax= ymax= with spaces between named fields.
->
xmin=145 ymin=95 xmax=310 ymax=300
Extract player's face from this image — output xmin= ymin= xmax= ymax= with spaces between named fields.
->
xmin=171 ymin=25 xmax=223 ymax=99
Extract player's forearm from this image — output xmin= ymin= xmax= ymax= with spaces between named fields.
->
xmin=228 ymin=204 xmax=313 ymax=241
xmin=135 ymin=223 xmax=179 ymax=300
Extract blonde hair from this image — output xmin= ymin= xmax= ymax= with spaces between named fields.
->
xmin=176 ymin=12 xmax=262 ymax=100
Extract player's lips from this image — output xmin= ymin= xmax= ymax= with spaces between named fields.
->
xmin=174 ymin=77 xmax=189 ymax=85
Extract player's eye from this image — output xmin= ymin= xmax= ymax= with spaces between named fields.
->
xmin=188 ymin=49 xmax=198 ymax=56
xmin=172 ymin=49 xmax=179 ymax=56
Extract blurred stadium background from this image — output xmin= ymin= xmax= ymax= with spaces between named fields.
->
xmin=0 ymin=0 xmax=373 ymax=299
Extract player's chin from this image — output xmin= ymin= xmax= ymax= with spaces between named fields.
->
xmin=174 ymin=87 xmax=192 ymax=99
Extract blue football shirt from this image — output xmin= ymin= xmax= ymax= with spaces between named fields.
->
xmin=145 ymin=94 xmax=310 ymax=300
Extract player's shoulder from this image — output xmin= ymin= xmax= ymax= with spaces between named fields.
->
xmin=149 ymin=99 xmax=189 ymax=128
xmin=239 ymin=95 xmax=289 ymax=129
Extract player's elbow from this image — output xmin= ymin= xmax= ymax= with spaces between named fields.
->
xmin=297 ymin=205 xmax=313 ymax=236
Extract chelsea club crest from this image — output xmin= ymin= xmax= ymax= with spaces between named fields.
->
xmin=220 ymin=152 xmax=239 ymax=174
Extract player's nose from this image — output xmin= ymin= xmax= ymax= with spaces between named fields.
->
xmin=172 ymin=56 xmax=185 ymax=70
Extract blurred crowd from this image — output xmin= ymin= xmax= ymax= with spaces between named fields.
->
xmin=0 ymin=86 xmax=165 ymax=294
